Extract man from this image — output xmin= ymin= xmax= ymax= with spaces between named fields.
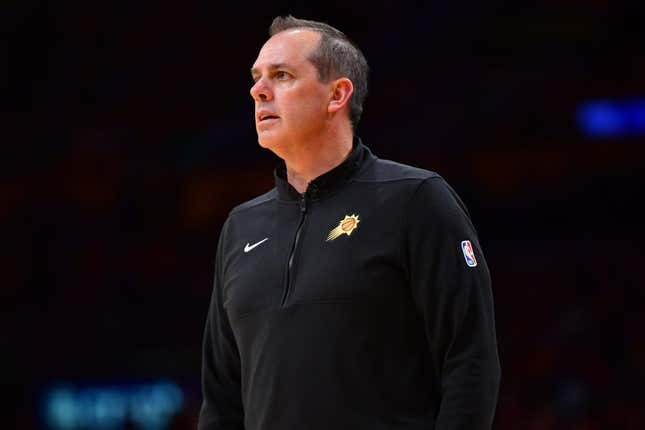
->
xmin=199 ymin=15 xmax=500 ymax=430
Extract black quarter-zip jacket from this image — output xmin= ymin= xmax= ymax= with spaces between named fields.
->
xmin=199 ymin=140 xmax=500 ymax=430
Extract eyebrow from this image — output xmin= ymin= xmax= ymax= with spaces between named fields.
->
xmin=250 ymin=63 xmax=291 ymax=78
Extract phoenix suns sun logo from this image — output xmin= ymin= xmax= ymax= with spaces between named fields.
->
xmin=326 ymin=214 xmax=360 ymax=241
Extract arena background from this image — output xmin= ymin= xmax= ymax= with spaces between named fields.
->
xmin=5 ymin=1 xmax=644 ymax=428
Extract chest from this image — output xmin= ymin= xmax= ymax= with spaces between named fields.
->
xmin=221 ymin=191 xmax=409 ymax=322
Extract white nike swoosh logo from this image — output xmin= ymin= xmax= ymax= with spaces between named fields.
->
xmin=244 ymin=237 xmax=269 ymax=253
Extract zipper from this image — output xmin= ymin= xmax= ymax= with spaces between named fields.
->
xmin=281 ymin=194 xmax=308 ymax=306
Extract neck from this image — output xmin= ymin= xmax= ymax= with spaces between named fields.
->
xmin=284 ymin=129 xmax=353 ymax=194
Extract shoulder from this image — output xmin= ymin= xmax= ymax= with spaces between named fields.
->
xmin=356 ymin=154 xmax=471 ymax=219
xmin=356 ymin=156 xmax=441 ymax=184
xmin=217 ymin=188 xmax=277 ymax=246
xmin=408 ymin=173 xmax=475 ymax=232
xmin=356 ymin=153 xmax=468 ymax=212
xmin=229 ymin=187 xmax=277 ymax=217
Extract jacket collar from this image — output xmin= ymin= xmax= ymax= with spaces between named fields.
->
xmin=274 ymin=137 xmax=373 ymax=201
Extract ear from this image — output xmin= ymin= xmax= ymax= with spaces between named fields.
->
xmin=327 ymin=78 xmax=354 ymax=114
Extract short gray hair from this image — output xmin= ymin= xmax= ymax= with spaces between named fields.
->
xmin=269 ymin=15 xmax=369 ymax=131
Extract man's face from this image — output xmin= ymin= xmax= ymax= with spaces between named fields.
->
xmin=250 ymin=29 xmax=331 ymax=152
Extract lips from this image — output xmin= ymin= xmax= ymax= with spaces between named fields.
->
xmin=257 ymin=110 xmax=279 ymax=122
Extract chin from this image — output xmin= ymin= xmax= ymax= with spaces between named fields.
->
xmin=257 ymin=128 xmax=281 ymax=146
xmin=257 ymin=134 xmax=280 ymax=152
xmin=257 ymin=135 xmax=273 ymax=149
xmin=257 ymin=134 xmax=290 ymax=159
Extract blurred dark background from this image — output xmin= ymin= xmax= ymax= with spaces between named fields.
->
xmin=5 ymin=1 xmax=644 ymax=429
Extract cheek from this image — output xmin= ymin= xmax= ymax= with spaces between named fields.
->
xmin=292 ymin=94 xmax=328 ymax=121
xmin=283 ymin=84 xmax=328 ymax=115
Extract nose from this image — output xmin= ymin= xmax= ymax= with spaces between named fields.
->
xmin=250 ymin=78 xmax=272 ymax=102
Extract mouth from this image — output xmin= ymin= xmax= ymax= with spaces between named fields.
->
xmin=257 ymin=110 xmax=280 ymax=123
xmin=259 ymin=114 xmax=279 ymax=122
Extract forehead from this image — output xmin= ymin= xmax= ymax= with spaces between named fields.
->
xmin=251 ymin=29 xmax=321 ymax=71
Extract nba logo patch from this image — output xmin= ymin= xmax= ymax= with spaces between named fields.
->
xmin=461 ymin=240 xmax=477 ymax=267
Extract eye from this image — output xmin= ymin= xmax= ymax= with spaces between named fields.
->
xmin=275 ymin=71 xmax=291 ymax=80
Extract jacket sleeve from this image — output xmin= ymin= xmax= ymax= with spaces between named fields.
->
xmin=405 ymin=177 xmax=500 ymax=430
xmin=198 ymin=220 xmax=245 ymax=430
